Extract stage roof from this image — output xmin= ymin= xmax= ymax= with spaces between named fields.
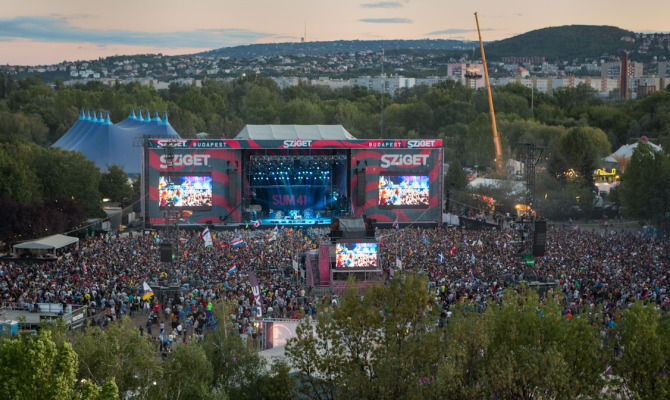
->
xmin=235 ymin=125 xmax=357 ymax=141
xmin=13 ymin=234 xmax=79 ymax=250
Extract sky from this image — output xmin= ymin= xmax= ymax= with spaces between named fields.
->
xmin=1 ymin=0 xmax=669 ymax=65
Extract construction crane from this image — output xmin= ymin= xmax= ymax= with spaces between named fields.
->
xmin=474 ymin=12 xmax=504 ymax=175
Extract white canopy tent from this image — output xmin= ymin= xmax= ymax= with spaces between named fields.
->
xmin=13 ymin=234 xmax=79 ymax=254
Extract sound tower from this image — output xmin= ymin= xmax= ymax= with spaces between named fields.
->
xmin=533 ymin=219 xmax=546 ymax=257
xmin=356 ymin=169 xmax=365 ymax=206
xmin=159 ymin=243 xmax=174 ymax=262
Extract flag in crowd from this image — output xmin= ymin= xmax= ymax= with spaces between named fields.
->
xmin=449 ymin=245 xmax=457 ymax=256
xmin=248 ymin=271 xmax=263 ymax=318
xmin=201 ymin=227 xmax=213 ymax=247
xmin=142 ymin=282 xmax=154 ymax=300
xmin=268 ymin=225 xmax=278 ymax=241
xmin=231 ymin=238 xmax=245 ymax=248
xmin=252 ymin=219 xmax=262 ymax=228
xmin=227 ymin=264 xmax=237 ymax=274
xmin=438 ymin=252 xmax=445 ymax=263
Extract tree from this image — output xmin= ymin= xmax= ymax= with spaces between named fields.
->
xmin=31 ymin=147 xmax=102 ymax=217
xmin=156 ymin=344 xmax=214 ymax=400
xmin=201 ymin=302 xmax=266 ymax=398
xmin=557 ymin=126 xmax=611 ymax=185
xmin=0 ymin=329 xmax=118 ymax=400
xmin=286 ymin=274 xmax=440 ymax=400
xmin=70 ymin=317 xmax=160 ymax=398
xmin=461 ymin=289 xmax=603 ymax=400
xmin=279 ymin=98 xmax=324 ymax=124
xmin=618 ymin=142 xmax=670 ymax=222
xmin=99 ymin=164 xmax=134 ymax=205
xmin=445 ymin=159 xmax=467 ymax=191
xmin=611 ymin=302 xmax=670 ymax=399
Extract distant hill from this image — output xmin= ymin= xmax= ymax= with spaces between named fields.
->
xmin=475 ymin=25 xmax=637 ymax=60
xmin=198 ymin=39 xmax=478 ymax=58
xmin=197 ymin=25 xmax=644 ymax=61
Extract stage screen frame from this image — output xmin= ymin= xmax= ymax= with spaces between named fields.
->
xmin=377 ymin=174 xmax=430 ymax=209
xmin=334 ymin=241 xmax=379 ymax=270
xmin=158 ymin=173 xmax=213 ymax=210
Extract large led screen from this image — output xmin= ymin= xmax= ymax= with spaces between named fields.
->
xmin=378 ymin=175 xmax=429 ymax=207
xmin=335 ymin=242 xmax=378 ymax=269
xmin=159 ymin=175 xmax=212 ymax=209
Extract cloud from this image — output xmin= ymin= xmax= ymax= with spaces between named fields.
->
xmin=360 ymin=18 xmax=412 ymax=24
xmin=427 ymin=28 xmax=494 ymax=35
xmin=0 ymin=16 xmax=274 ymax=48
xmin=361 ymin=2 xmax=403 ymax=8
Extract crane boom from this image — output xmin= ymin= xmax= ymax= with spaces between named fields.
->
xmin=474 ymin=12 xmax=504 ymax=174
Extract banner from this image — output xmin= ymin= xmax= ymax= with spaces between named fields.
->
xmin=248 ymin=271 xmax=263 ymax=319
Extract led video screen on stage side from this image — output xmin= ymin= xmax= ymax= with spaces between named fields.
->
xmin=159 ymin=174 xmax=212 ymax=209
xmin=378 ymin=175 xmax=429 ymax=208
xmin=335 ymin=242 xmax=378 ymax=269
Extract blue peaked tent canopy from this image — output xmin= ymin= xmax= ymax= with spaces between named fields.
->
xmin=52 ymin=108 xmax=181 ymax=175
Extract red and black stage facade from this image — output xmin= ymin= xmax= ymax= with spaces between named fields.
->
xmin=142 ymin=137 xmax=443 ymax=227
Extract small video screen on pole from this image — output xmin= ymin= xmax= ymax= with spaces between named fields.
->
xmin=159 ymin=174 xmax=212 ymax=209
xmin=335 ymin=242 xmax=378 ymax=269
xmin=378 ymin=175 xmax=429 ymax=207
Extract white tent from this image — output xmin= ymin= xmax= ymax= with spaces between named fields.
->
xmin=603 ymin=138 xmax=663 ymax=163
xmin=13 ymin=234 xmax=79 ymax=251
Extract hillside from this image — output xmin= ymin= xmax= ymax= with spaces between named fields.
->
xmin=198 ymin=39 xmax=478 ymax=58
xmin=478 ymin=25 xmax=637 ymax=60
xmin=198 ymin=25 xmax=646 ymax=61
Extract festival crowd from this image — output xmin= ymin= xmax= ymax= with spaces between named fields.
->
xmin=1 ymin=222 xmax=669 ymax=351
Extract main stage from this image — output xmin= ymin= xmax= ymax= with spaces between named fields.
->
xmin=142 ymin=125 xmax=443 ymax=227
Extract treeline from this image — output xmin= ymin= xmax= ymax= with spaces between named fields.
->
xmin=3 ymin=275 xmax=670 ymax=399
xmin=2 ymin=73 xmax=670 ymax=157
xmin=286 ymin=274 xmax=670 ymax=400
xmin=1 ymin=73 xmax=669 ymax=227
xmin=0 ymin=141 xmax=133 ymax=244
xmin=0 ymin=305 xmax=292 ymax=400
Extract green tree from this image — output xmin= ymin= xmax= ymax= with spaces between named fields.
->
xmin=279 ymin=98 xmax=324 ymax=124
xmin=0 ymin=141 xmax=43 ymax=203
xmin=201 ymin=302 xmax=266 ymax=397
xmin=156 ymin=344 xmax=214 ymax=400
xmin=618 ymin=142 xmax=670 ymax=221
xmin=99 ymin=164 xmax=134 ymax=205
xmin=71 ymin=317 xmax=160 ymax=398
xmin=436 ymin=305 xmax=491 ymax=399
xmin=557 ymin=126 xmax=611 ymax=185
xmin=31 ymin=147 xmax=102 ymax=216
xmin=286 ymin=274 xmax=440 ymax=400
xmin=612 ymin=302 xmax=670 ymax=399
xmin=445 ymin=159 xmax=467 ymax=191
xmin=479 ymin=289 xmax=603 ymax=399
xmin=0 ymin=329 xmax=118 ymax=400
xmin=241 ymin=85 xmax=280 ymax=124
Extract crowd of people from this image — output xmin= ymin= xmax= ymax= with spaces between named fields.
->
xmin=1 ymin=221 xmax=669 ymax=349
xmin=378 ymin=224 xmax=670 ymax=329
